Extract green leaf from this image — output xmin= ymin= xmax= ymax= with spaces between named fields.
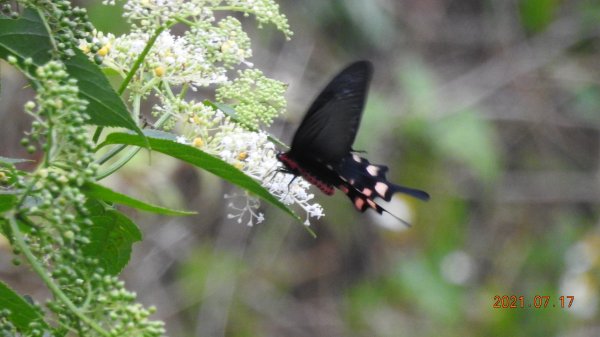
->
xmin=83 ymin=200 xmax=142 ymax=275
xmin=0 ymin=156 xmax=32 ymax=165
xmin=0 ymin=9 xmax=51 ymax=65
xmin=64 ymin=50 xmax=142 ymax=133
xmin=0 ymin=280 xmax=49 ymax=333
xmin=0 ymin=10 xmax=141 ymax=134
xmin=519 ymin=0 xmax=558 ymax=33
xmin=81 ymin=182 xmax=196 ymax=216
xmin=0 ymin=193 xmax=17 ymax=213
xmin=87 ymin=0 xmax=128 ymax=35
xmin=98 ymin=132 xmax=301 ymax=222
xmin=431 ymin=109 xmax=501 ymax=182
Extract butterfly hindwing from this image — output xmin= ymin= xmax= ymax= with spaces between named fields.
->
xmin=338 ymin=181 xmax=413 ymax=227
xmin=338 ymin=183 xmax=383 ymax=213
xmin=336 ymin=154 xmax=430 ymax=202
xmin=290 ymin=61 xmax=372 ymax=164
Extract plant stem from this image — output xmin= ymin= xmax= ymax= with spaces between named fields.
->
xmin=16 ymin=177 xmax=39 ymax=209
xmin=210 ymin=6 xmax=255 ymax=15
xmin=118 ymin=26 xmax=166 ymax=95
xmin=94 ymin=25 xmax=169 ymax=170
xmin=92 ymin=127 xmax=103 ymax=144
xmin=36 ymin=8 xmax=58 ymax=51
xmin=96 ymin=144 xmax=127 ymax=166
xmin=95 ymin=146 xmax=141 ymax=180
xmin=95 ymin=106 xmax=178 ymax=180
xmin=8 ymin=214 xmax=111 ymax=337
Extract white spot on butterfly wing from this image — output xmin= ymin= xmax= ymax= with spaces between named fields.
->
xmin=375 ymin=182 xmax=389 ymax=198
xmin=352 ymin=154 xmax=361 ymax=162
xmin=366 ymin=165 xmax=379 ymax=176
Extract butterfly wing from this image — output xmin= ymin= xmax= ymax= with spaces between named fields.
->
xmin=290 ymin=61 xmax=373 ymax=164
xmin=337 ymin=154 xmax=430 ymax=202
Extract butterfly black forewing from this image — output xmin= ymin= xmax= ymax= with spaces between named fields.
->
xmin=289 ymin=61 xmax=372 ymax=164
xmin=278 ymin=61 xmax=429 ymax=220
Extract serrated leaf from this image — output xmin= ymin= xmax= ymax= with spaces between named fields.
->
xmin=83 ymin=200 xmax=142 ymax=275
xmin=0 ymin=10 xmax=141 ymax=134
xmin=0 ymin=280 xmax=49 ymax=333
xmin=0 ymin=10 xmax=51 ymax=65
xmin=81 ymin=182 xmax=196 ymax=216
xmin=64 ymin=50 xmax=142 ymax=133
xmin=98 ymin=132 xmax=301 ymax=222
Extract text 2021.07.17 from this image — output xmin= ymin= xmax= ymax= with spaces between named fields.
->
xmin=493 ymin=295 xmax=575 ymax=309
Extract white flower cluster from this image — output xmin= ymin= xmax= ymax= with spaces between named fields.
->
xmin=121 ymin=0 xmax=210 ymax=27
xmin=81 ymin=27 xmax=244 ymax=92
xmin=86 ymin=0 xmax=320 ymax=225
xmin=117 ymin=0 xmax=292 ymax=38
xmin=177 ymin=104 xmax=325 ymax=226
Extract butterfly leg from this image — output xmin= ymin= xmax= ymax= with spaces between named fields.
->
xmin=287 ymin=174 xmax=300 ymax=188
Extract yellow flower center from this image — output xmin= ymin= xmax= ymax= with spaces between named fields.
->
xmin=154 ymin=66 xmax=165 ymax=77
xmin=192 ymin=137 xmax=204 ymax=148
xmin=98 ymin=46 xmax=109 ymax=56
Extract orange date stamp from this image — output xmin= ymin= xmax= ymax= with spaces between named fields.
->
xmin=493 ymin=295 xmax=575 ymax=309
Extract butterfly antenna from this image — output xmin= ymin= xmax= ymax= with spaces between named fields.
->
xmin=386 ymin=210 xmax=413 ymax=228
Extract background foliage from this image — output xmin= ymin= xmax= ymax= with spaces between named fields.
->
xmin=1 ymin=0 xmax=600 ymax=336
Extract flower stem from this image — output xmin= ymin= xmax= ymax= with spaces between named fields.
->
xmin=96 ymin=146 xmax=141 ymax=181
xmin=118 ymin=26 xmax=166 ymax=95
xmin=94 ymin=25 xmax=168 ymax=170
xmin=36 ymin=8 xmax=58 ymax=52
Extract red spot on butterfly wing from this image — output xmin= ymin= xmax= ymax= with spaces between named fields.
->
xmin=353 ymin=197 xmax=366 ymax=211
xmin=339 ymin=182 xmax=376 ymax=212
xmin=361 ymin=187 xmax=373 ymax=197
xmin=321 ymin=184 xmax=335 ymax=195
xmin=351 ymin=195 xmax=384 ymax=213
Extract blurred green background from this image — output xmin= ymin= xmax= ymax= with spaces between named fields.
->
xmin=2 ymin=0 xmax=600 ymax=336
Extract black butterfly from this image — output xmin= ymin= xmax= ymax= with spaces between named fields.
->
xmin=276 ymin=61 xmax=429 ymax=222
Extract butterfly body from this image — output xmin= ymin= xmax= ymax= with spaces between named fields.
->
xmin=278 ymin=61 xmax=429 ymax=218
